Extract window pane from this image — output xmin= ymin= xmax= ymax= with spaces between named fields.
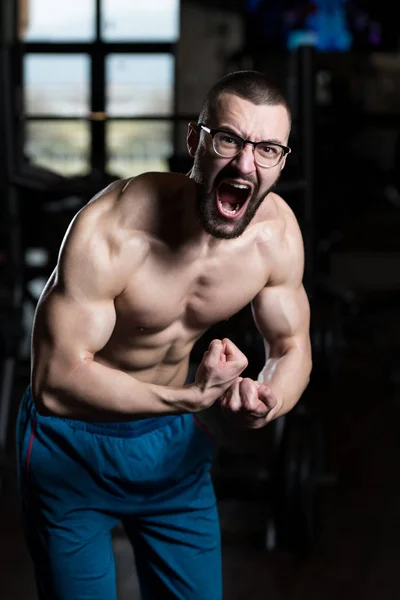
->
xmin=24 ymin=55 xmax=90 ymax=117
xmin=102 ymin=0 xmax=179 ymax=42
xmin=25 ymin=121 xmax=90 ymax=176
xmin=107 ymin=55 xmax=174 ymax=117
xmin=107 ymin=121 xmax=173 ymax=178
xmin=21 ymin=0 xmax=95 ymax=41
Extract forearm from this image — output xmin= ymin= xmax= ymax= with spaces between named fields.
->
xmin=34 ymin=358 xmax=201 ymax=421
xmin=258 ymin=344 xmax=312 ymax=421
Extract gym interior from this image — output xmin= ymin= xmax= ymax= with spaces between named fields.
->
xmin=1 ymin=1 xmax=400 ymax=599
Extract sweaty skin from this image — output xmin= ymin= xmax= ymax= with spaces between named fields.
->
xmin=31 ymin=94 xmax=312 ymax=428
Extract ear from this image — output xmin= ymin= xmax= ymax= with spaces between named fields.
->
xmin=187 ymin=122 xmax=200 ymax=158
xmin=280 ymin=155 xmax=288 ymax=171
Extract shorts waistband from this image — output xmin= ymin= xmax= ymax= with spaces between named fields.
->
xmin=24 ymin=385 xmax=180 ymax=438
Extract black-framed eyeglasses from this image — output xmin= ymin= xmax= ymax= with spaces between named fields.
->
xmin=198 ymin=123 xmax=291 ymax=168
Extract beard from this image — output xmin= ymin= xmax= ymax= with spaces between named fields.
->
xmin=193 ymin=165 xmax=281 ymax=240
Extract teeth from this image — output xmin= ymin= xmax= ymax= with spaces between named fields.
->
xmin=228 ymin=182 xmax=249 ymax=190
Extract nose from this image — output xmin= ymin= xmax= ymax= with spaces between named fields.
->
xmin=231 ymin=143 xmax=257 ymax=174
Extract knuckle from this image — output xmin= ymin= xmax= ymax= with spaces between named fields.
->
xmin=239 ymin=356 xmax=248 ymax=369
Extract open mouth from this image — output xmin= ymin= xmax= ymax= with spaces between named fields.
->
xmin=216 ymin=181 xmax=252 ymax=220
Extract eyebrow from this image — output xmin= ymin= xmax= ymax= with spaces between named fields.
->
xmin=217 ymin=125 xmax=284 ymax=146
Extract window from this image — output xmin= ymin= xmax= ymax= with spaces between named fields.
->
xmin=19 ymin=0 xmax=179 ymax=177
xmin=106 ymin=54 xmax=175 ymax=177
xmin=21 ymin=0 xmax=96 ymax=41
xmin=24 ymin=54 xmax=90 ymax=116
xmin=107 ymin=120 xmax=173 ymax=178
xmin=101 ymin=0 xmax=179 ymax=42
xmin=25 ymin=121 xmax=90 ymax=176
xmin=106 ymin=54 xmax=174 ymax=117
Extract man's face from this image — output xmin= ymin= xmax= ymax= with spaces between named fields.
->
xmin=188 ymin=93 xmax=291 ymax=239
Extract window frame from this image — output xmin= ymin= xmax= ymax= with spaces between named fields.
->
xmin=15 ymin=0 xmax=180 ymax=176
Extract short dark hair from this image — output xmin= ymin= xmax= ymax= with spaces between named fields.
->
xmin=198 ymin=70 xmax=291 ymax=126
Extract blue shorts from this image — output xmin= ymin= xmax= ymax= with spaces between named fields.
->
xmin=16 ymin=386 xmax=221 ymax=600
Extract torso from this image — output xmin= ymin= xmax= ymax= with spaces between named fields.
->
xmin=36 ymin=172 xmax=290 ymax=387
xmin=99 ymin=226 xmax=270 ymax=384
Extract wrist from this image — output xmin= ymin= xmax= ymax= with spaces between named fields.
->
xmin=265 ymin=398 xmax=284 ymax=423
xmin=161 ymin=382 xmax=214 ymax=413
xmin=190 ymin=383 xmax=215 ymax=412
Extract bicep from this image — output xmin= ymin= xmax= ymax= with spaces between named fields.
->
xmin=32 ymin=210 xmax=127 ymax=388
xmin=35 ymin=286 xmax=117 ymax=364
xmin=252 ymin=206 xmax=311 ymax=352
xmin=251 ymin=283 xmax=310 ymax=353
xmin=32 ymin=285 xmax=118 ymax=398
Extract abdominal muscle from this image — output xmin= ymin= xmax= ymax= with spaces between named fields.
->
xmin=94 ymin=323 xmax=205 ymax=388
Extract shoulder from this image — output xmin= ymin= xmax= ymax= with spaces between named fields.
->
xmin=271 ymin=192 xmax=303 ymax=241
xmin=256 ymin=192 xmax=303 ymax=252
xmin=257 ymin=192 xmax=305 ymax=286
xmin=64 ymin=171 xmax=185 ymax=241
xmin=112 ymin=171 xmax=191 ymax=228
xmin=58 ymin=170 xmax=190 ymax=269
xmin=56 ymin=176 xmax=157 ymax=283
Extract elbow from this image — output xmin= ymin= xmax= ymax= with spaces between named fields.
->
xmin=308 ymin=354 xmax=313 ymax=378
xmin=33 ymin=356 xmax=90 ymax=417
xmin=32 ymin=384 xmax=61 ymax=417
xmin=304 ymin=349 xmax=313 ymax=385
xmin=34 ymin=393 xmax=60 ymax=417
xmin=303 ymin=355 xmax=313 ymax=392
xmin=32 ymin=383 xmax=71 ymax=417
xmin=298 ymin=335 xmax=312 ymax=378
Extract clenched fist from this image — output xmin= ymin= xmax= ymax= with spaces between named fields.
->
xmin=192 ymin=338 xmax=248 ymax=411
xmin=220 ymin=377 xmax=279 ymax=429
